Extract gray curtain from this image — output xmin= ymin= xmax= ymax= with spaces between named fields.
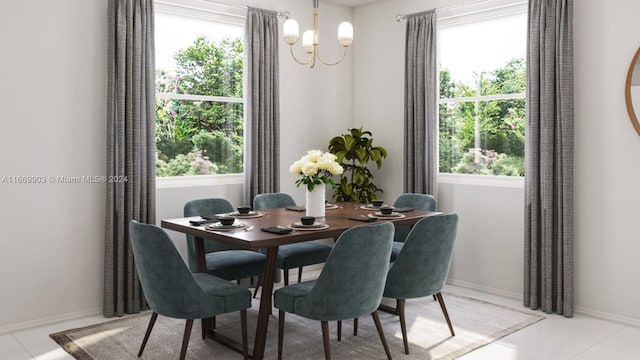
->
xmin=104 ymin=0 xmax=156 ymax=317
xmin=244 ymin=7 xmax=280 ymax=204
xmin=524 ymin=0 xmax=574 ymax=317
xmin=404 ymin=10 xmax=437 ymax=196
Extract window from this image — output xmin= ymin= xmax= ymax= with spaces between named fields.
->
xmin=154 ymin=1 xmax=245 ymax=178
xmin=438 ymin=1 xmax=527 ymax=177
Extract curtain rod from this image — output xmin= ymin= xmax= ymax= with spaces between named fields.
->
xmin=396 ymin=0 xmax=525 ymax=21
xmin=193 ymin=0 xmax=290 ymax=18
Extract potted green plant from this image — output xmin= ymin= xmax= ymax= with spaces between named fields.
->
xmin=328 ymin=127 xmax=387 ymax=204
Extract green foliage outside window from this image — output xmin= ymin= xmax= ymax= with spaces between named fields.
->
xmin=155 ymin=37 xmax=244 ymax=177
xmin=439 ymin=58 xmax=526 ymax=176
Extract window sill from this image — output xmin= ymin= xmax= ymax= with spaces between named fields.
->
xmin=438 ymin=173 xmax=524 ymax=188
xmin=156 ymin=173 xmax=244 ymax=189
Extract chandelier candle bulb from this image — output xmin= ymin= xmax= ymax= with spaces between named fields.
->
xmin=337 ymin=22 xmax=353 ymax=46
xmin=302 ymin=30 xmax=314 ymax=53
xmin=283 ymin=19 xmax=300 ymax=44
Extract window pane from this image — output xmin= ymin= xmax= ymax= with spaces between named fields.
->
xmin=156 ymin=99 xmax=244 ymax=176
xmin=439 ymin=12 xmax=526 ymax=97
xmin=155 ymin=7 xmax=244 ymax=177
xmin=439 ymin=99 xmax=525 ymax=176
xmin=438 ymin=8 xmax=526 ymax=177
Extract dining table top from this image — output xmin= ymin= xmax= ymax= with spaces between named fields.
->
xmin=161 ymin=202 xmax=440 ymax=249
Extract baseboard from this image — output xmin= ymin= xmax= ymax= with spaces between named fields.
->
xmin=575 ymin=305 xmax=640 ymax=328
xmin=0 ymin=307 xmax=103 ymax=335
xmin=447 ymin=278 xmax=523 ymax=301
xmin=447 ymin=279 xmax=640 ymax=328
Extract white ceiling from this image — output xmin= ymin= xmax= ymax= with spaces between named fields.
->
xmin=325 ymin=0 xmax=383 ymax=8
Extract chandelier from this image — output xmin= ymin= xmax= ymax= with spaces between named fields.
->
xmin=282 ymin=0 xmax=354 ymax=68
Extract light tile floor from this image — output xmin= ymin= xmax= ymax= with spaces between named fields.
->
xmin=2 ymin=285 xmax=639 ymax=360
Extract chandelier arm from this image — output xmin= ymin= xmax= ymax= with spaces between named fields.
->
xmin=316 ymin=46 xmax=348 ymax=66
xmin=288 ymin=45 xmax=314 ymax=66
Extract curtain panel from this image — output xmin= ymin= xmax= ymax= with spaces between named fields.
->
xmin=403 ymin=10 xmax=438 ymax=196
xmin=104 ymin=0 xmax=156 ymax=317
xmin=524 ymin=0 xmax=574 ymax=317
xmin=244 ymin=7 xmax=281 ymax=204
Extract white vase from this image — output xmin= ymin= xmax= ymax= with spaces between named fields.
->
xmin=305 ymin=182 xmax=326 ymax=218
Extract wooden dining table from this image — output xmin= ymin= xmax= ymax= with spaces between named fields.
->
xmin=161 ymin=202 xmax=438 ymax=360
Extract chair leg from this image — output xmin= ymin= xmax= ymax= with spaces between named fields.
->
xmin=241 ymin=310 xmax=248 ymax=360
xmin=284 ymin=269 xmax=289 ymax=286
xmin=138 ymin=312 xmax=158 ymax=357
xmin=435 ymin=292 xmax=455 ymax=336
xmin=201 ymin=317 xmax=212 ymax=339
xmin=371 ymin=311 xmax=393 ymax=360
xmin=298 ymin=266 xmax=303 ymax=283
xmin=179 ymin=319 xmax=194 ymax=360
xmin=397 ymin=299 xmax=409 ymax=354
xmin=337 ymin=320 xmax=342 ymax=341
xmin=278 ymin=310 xmax=285 ymax=360
xmin=433 ymin=294 xmax=437 ymax=301
xmin=253 ymin=276 xmax=262 ymax=299
xmin=321 ymin=321 xmax=332 ymax=360
xmin=353 ymin=318 xmax=358 ymax=336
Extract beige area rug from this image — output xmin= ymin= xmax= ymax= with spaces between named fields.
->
xmin=50 ymin=293 xmax=543 ymax=360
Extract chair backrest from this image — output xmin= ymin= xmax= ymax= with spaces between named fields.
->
xmin=183 ymin=198 xmax=237 ymax=271
xmin=295 ymin=222 xmax=394 ymax=321
xmin=129 ymin=221 xmax=223 ymax=319
xmin=392 ymin=193 xmax=437 ymax=242
xmin=253 ymin=192 xmax=297 ymax=210
xmin=393 ymin=193 xmax=437 ymax=211
xmin=384 ymin=213 xmax=459 ymax=299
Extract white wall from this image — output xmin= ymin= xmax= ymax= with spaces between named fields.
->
xmin=0 ymin=0 xmax=108 ymax=330
xmin=573 ymin=0 xmax=640 ymax=324
xmin=353 ymin=0 xmax=640 ymax=325
xmin=0 ymin=0 xmax=352 ymax=331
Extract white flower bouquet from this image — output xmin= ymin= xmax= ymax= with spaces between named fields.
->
xmin=290 ymin=150 xmax=344 ymax=191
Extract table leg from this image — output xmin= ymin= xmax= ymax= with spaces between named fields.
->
xmin=194 ymin=237 xmax=208 ymax=336
xmin=194 ymin=237 xmax=206 ymax=273
xmin=252 ymin=246 xmax=278 ymax=360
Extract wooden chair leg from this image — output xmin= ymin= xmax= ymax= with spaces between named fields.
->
xmin=397 ymin=299 xmax=409 ymax=354
xmin=241 ymin=310 xmax=248 ymax=360
xmin=321 ymin=321 xmax=332 ymax=360
xmin=284 ymin=269 xmax=289 ymax=286
xmin=138 ymin=312 xmax=158 ymax=357
xmin=433 ymin=294 xmax=437 ymax=301
xmin=253 ymin=276 xmax=262 ymax=299
xmin=278 ymin=310 xmax=285 ymax=360
xmin=201 ymin=317 xmax=213 ymax=339
xmin=179 ymin=319 xmax=194 ymax=360
xmin=435 ymin=292 xmax=455 ymax=336
xmin=353 ymin=318 xmax=358 ymax=336
xmin=298 ymin=266 xmax=303 ymax=283
xmin=371 ymin=311 xmax=392 ymax=360
xmin=337 ymin=320 xmax=342 ymax=341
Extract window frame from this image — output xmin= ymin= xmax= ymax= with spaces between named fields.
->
xmin=436 ymin=0 xmax=527 ymax=187
xmin=154 ymin=0 xmax=246 ymax=187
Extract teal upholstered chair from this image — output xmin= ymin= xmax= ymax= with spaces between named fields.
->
xmin=390 ymin=193 xmax=437 ymax=261
xmin=274 ymin=222 xmax=395 ymax=360
xmin=253 ymin=193 xmax=333 ymax=286
xmin=129 ymin=221 xmax=251 ymax=360
xmin=184 ymin=198 xmax=266 ymax=282
xmin=382 ymin=213 xmax=458 ymax=354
